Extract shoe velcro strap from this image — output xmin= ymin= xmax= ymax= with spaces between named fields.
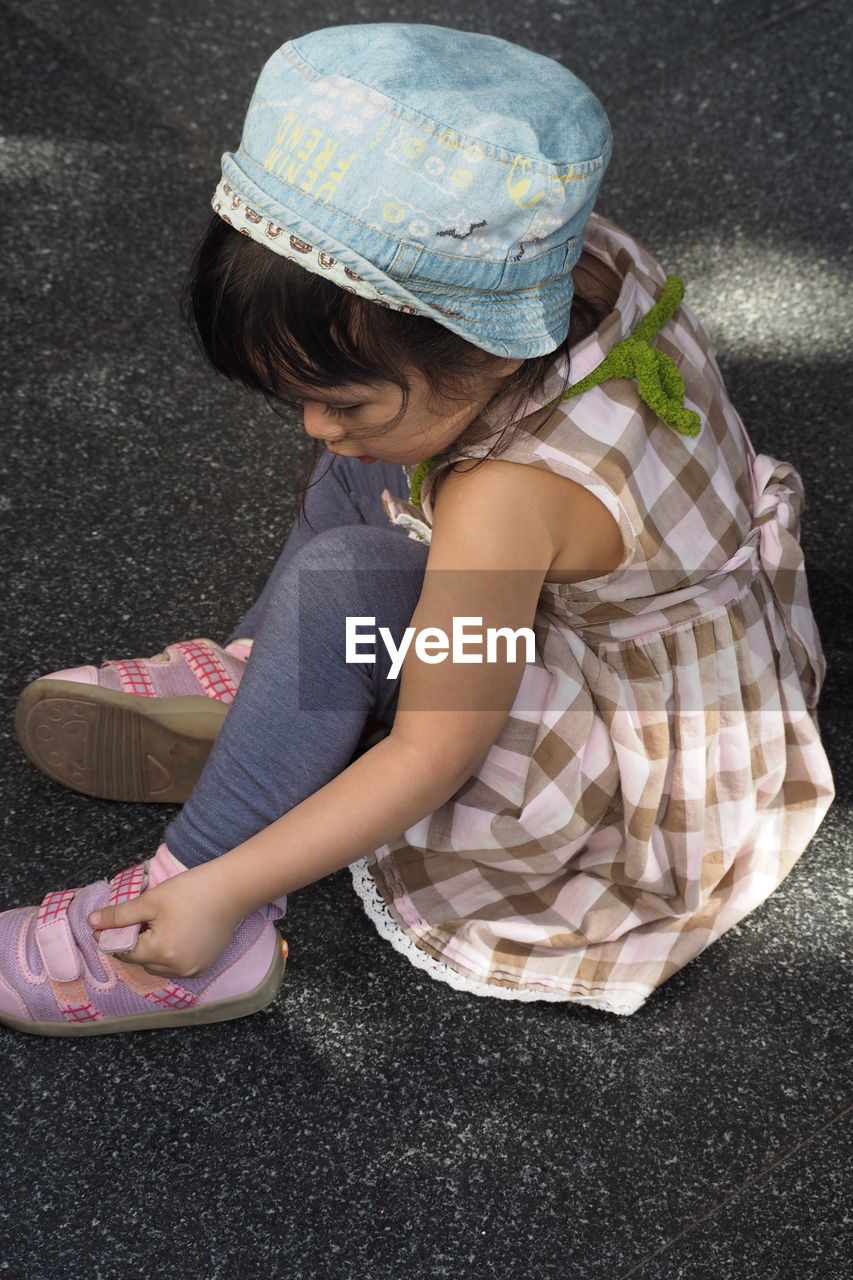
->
xmin=96 ymin=861 xmax=147 ymax=955
xmin=36 ymin=889 xmax=84 ymax=982
xmin=171 ymin=640 xmax=239 ymax=703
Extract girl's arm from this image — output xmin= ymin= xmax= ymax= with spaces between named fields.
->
xmin=90 ymin=459 xmax=610 ymax=977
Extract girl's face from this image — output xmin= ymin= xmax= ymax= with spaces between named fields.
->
xmin=296 ymin=362 xmax=522 ymax=465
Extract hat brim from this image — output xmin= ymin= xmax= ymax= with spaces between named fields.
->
xmin=213 ymin=167 xmax=574 ymax=358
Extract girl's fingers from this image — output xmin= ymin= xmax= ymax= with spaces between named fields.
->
xmin=96 ymin=929 xmax=180 ymax=979
xmin=101 ymin=923 xmax=190 ymax=979
xmin=140 ymin=963 xmax=183 ymax=980
xmin=87 ymin=895 xmax=156 ymax=932
xmin=88 ymin=886 xmax=196 ymax=977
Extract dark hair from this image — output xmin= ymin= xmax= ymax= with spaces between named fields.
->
xmin=182 ymin=214 xmax=609 ymax=515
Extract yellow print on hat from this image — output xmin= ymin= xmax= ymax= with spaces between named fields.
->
xmin=263 ymin=111 xmax=357 ymax=202
xmin=402 ymin=136 xmax=426 ymax=160
xmin=507 ymin=155 xmax=545 ymax=210
xmin=368 ymin=117 xmax=393 ymax=150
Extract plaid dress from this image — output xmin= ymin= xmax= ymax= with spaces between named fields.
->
xmin=349 ymin=213 xmax=834 ymax=1015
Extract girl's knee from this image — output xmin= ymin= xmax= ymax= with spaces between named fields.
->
xmin=292 ymin=523 xmax=424 ymax=572
xmin=263 ymin=524 xmax=426 ymax=628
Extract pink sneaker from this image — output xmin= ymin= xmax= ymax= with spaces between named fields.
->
xmin=15 ymin=638 xmax=251 ymax=803
xmin=0 ymin=843 xmax=287 ymax=1037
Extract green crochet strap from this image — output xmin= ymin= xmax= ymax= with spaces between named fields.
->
xmin=408 ymin=276 xmax=699 ymax=507
xmin=545 ymin=274 xmax=701 ymax=437
xmin=408 ymin=456 xmax=440 ymax=508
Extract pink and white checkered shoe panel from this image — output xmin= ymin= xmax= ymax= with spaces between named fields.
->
xmin=39 ymin=639 xmax=245 ymax=702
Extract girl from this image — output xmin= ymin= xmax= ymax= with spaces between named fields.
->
xmin=2 ymin=23 xmax=834 ymax=1033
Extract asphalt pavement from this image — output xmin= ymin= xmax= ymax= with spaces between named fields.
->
xmin=1 ymin=2 xmax=850 ymax=1277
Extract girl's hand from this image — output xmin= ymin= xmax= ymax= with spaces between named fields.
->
xmin=86 ymin=863 xmax=245 ymax=980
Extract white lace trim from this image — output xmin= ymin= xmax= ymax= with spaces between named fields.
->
xmin=349 ymin=858 xmax=645 ymax=1016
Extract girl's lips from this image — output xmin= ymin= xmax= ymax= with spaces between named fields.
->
xmin=325 ymin=446 xmax=377 ymax=463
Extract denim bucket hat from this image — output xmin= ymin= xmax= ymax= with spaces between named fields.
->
xmin=213 ymin=23 xmax=612 ymax=358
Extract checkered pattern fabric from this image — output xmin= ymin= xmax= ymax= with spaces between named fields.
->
xmin=37 ymin=888 xmax=77 ymax=927
xmin=96 ymin=639 xmax=244 ymax=701
xmin=53 ymin=983 xmax=104 ymax=1024
xmin=108 ymin=862 xmax=146 ymax=906
xmin=57 ymin=993 xmax=104 ymax=1023
xmin=170 ymin=641 xmax=239 ymax=703
xmin=354 ymin=213 xmax=835 ymax=1015
xmin=145 ymin=985 xmax=197 ymax=1011
xmin=112 ymin=659 xmax=156 ymax=696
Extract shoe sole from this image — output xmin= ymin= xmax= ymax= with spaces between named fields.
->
xmin=0 ymin=935 xmax=287 ymax=1038
xmin=15 ymin=679 xmax=230 ymax=803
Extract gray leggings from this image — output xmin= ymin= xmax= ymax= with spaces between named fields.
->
xmin=164 ymin=454 xmax=428 ymax=870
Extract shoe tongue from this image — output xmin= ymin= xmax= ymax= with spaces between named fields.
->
xmin=223 ymin=638 xmax=254 ymax=661
xmin=147 ymin=843 xmax=187 ymax=886
xmin=258 ymin=895 xmax=287 ymax=922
